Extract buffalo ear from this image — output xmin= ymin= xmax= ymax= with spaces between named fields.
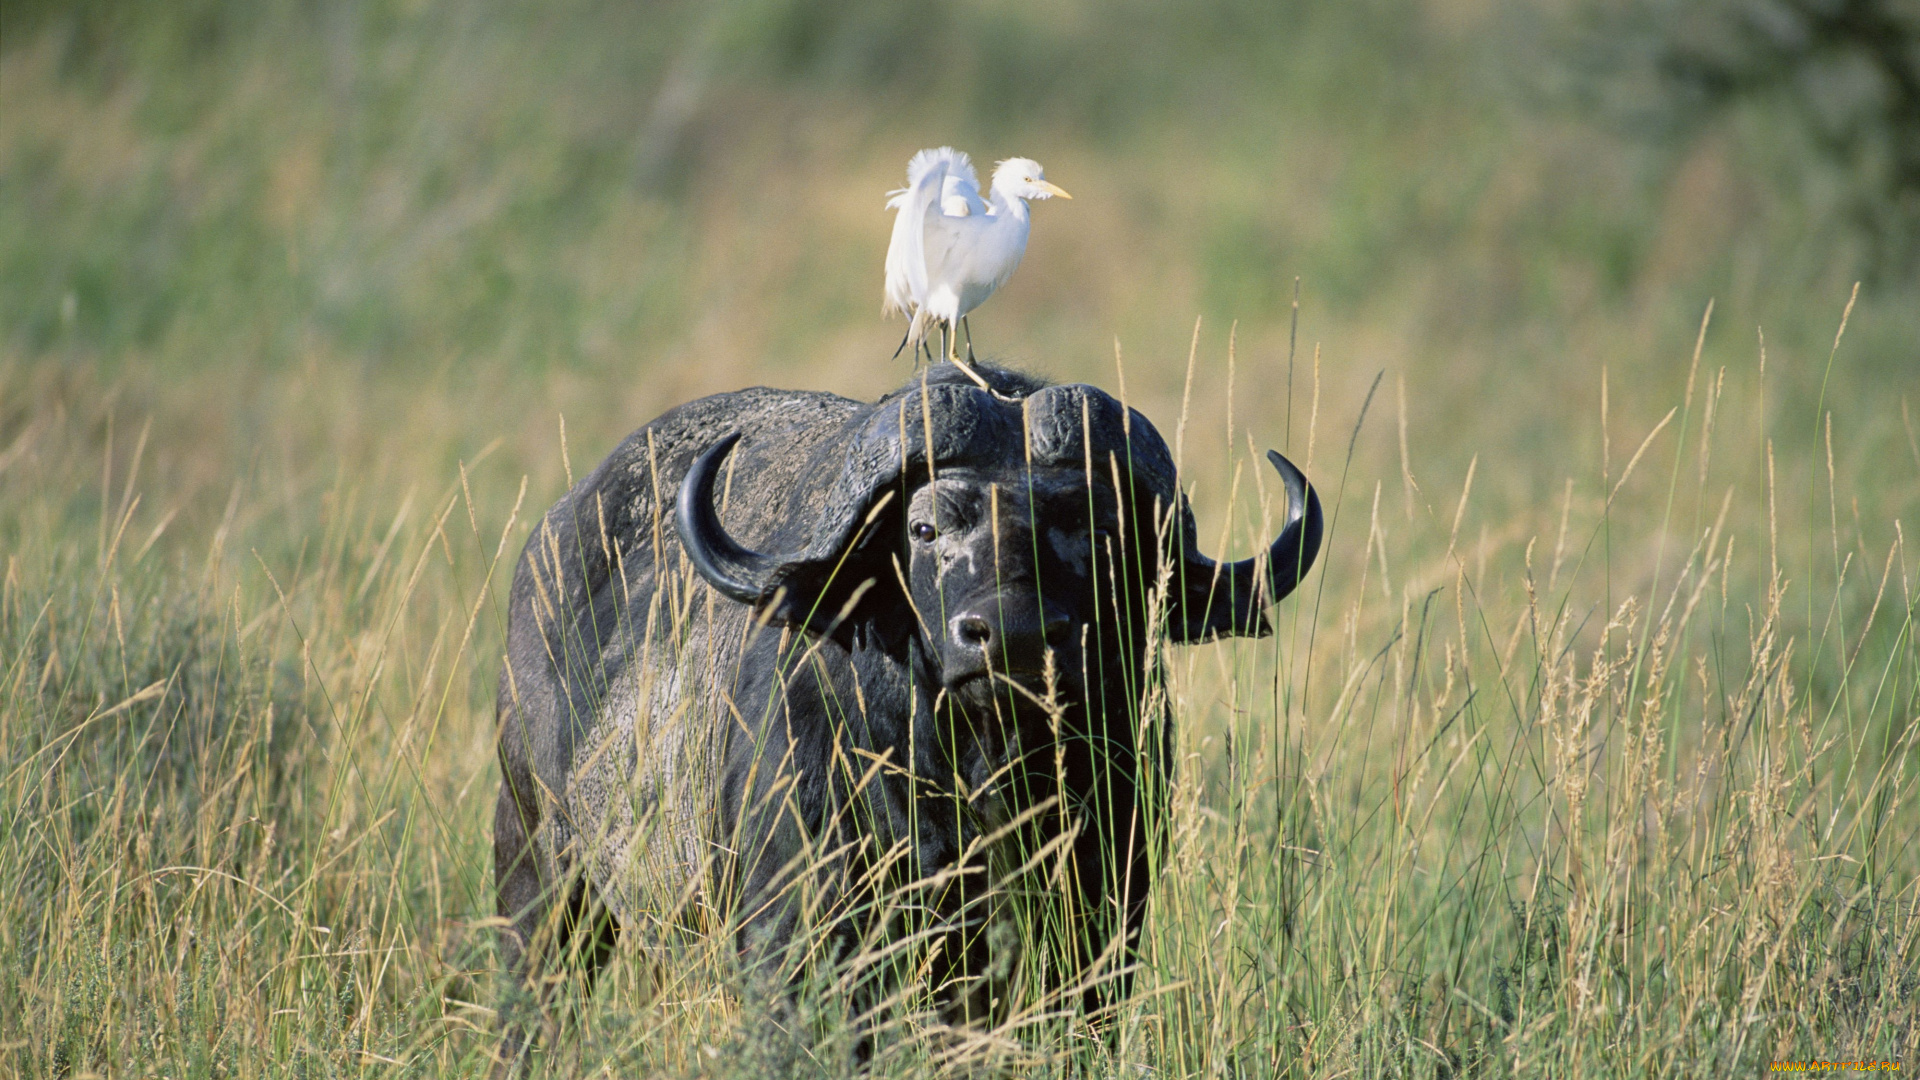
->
xmin=1164 ymin=449 xmax=1322 ymax=644
xmin=770 ymin=488 xmax=903 ymax=635
xmin=754 ymin=562 xmax=884 ymax=637
xmin=1172 ymin=575 xmax=1274 ymax=642
xmin=759 ymin=498 xmax=902 ymax=636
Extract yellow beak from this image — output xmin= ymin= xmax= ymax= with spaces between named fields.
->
xmin=1035 ymin=181 xmax=1073 ymax=200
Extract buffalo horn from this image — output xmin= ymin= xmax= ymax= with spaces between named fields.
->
xmin=676 ymin=433 xmax=786 ymax=606
xmin=1172 ymin=449 xmax=1323 ymax=642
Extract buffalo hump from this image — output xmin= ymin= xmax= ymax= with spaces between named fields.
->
xmin=500 ymin=386 xmax=868 ymax=925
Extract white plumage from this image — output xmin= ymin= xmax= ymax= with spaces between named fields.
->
xmin=883 ymin=146 xmax=1070 ymax=363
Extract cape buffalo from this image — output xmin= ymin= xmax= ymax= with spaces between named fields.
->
xmin=493 ymin=362 xmax=1320 ymax=1059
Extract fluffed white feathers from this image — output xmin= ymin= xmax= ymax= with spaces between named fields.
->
xmin=883 ymin=146 xmax=1069 ymax=352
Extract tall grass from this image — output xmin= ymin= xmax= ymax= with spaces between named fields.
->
xmin=3 ymin=291 xmax=1914 ymax=1075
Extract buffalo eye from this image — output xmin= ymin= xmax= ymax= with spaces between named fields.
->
xmin=911 ymin=522 xmax=937 ymax=544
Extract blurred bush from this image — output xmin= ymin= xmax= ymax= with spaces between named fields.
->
xmin=1571 ymin=0 xmax=1920 ymax=281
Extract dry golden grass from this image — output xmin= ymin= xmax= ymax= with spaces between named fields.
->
xmin=3 ymin=293 xmax=1915 ymax=1076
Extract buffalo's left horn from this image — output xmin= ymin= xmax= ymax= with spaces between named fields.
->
xmin=1170 ymin=449 xmax=1323 ymax=642
xmin=676 ymin=432 xmax=786 ymax=606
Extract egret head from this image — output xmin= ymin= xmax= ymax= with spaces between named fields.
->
xmin=992 ymin=157 xmax=1072 ymax=202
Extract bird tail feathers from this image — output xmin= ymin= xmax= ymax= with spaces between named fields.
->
xmin=906 ymin=308 xmax=936 ymax=350
xmin=904 ymin=146 xmax=977 ymax=190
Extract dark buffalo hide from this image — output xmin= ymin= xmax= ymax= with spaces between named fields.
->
xmin=492 ymin=362 xmax=1320 ymax=1055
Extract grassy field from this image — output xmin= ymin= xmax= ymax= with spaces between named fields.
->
xmin=3 ymin=0 xmax=1918 ymax=1075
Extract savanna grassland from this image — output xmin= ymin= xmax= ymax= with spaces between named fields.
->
xmin=3 ymin=0 xmax=1918 ymax=1075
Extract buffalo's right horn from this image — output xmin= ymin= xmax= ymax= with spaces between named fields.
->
xmin=1169 ymin=449 xmax=1323 ymax=642
xmin=676 ymin=433 xmax=787 ymax=606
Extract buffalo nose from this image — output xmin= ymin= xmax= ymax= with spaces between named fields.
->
xmin=948 ymin=605 xmax=1072 ymax=668
xmin=953 ymin=612 xmax=995 ymax=650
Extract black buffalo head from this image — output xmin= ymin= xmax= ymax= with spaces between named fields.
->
xmin=676 ymin=373 xmax=1323 ymax=698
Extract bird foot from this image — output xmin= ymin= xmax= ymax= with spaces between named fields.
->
xmin=949 ymin=356 xmax=1022 ymax=403
xmin=950 ymin=356 xmax=991 ymax=390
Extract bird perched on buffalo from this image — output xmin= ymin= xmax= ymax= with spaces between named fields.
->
xmin=884 ymin=147 xmax=1070 ymax=381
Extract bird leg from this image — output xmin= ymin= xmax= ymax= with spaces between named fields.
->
xmin=962 ymin=317 xmax=975 ymax=362
xmin=939 ymin=318 xmax=998 ymax=393
xmin=891 ymin=327 xmax=912 ymax=361
xmin=951 ymin=357 xmax=994 ymax=392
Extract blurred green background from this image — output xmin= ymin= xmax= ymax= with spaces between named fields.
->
xmin=5 ymin=0 xmax=1914 ymax=467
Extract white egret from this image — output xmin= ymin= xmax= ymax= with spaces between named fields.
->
xmin=883 ymin=146 xmax=1070 ymax=377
